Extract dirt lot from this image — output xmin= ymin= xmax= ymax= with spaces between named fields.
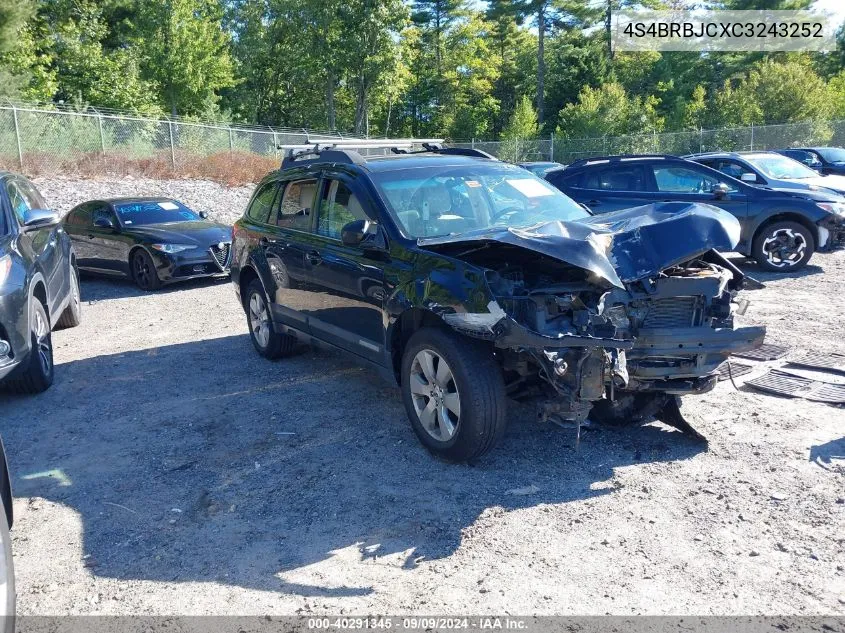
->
xmin=2 ymin=178 xmax=844 ymax=616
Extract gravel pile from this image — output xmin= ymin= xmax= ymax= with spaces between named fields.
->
xmin=33 ymin=176 xmax=255 ymax=226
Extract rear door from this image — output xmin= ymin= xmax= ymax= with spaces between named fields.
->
xmin=299 ymin=173 xmax=386 ymax=364
xmin=257 ymin=175 xmax=320 ymax=332
xmin=562 ymin=164 xmax=654 ymax=213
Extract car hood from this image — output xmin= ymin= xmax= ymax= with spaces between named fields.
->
xmin=418 ymin=202 xmax=740 ymax=289
xmin=125 ymin=221 xmax=232 ymax=246
xmin=778 ymin=174 xmax=845 ymax=193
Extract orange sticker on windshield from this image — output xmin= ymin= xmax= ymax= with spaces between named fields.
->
xmin=466 ymin=180 xmax=482 ymax=187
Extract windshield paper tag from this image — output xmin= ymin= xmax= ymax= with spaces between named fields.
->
xmin=466 ymin=180 xmax=482 ymax=188
xmin=507 ymin=179 xmax=555 ymax=197
xmin=158 ymin=202 xmax=179 ymax=210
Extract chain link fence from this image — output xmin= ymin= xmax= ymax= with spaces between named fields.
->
xmin=0 ymin=102 xmax=358 ymax=177
xmin=452 ymin=120 xmax=845 ymax=165
xmin=4 ymin=101 xmax=845 ymax=176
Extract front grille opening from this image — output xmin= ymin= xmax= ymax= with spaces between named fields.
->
xmin=642 ymin=296 xmax=703 ymax=328
xmin=209 ymin=242 xmax=232 ymax=269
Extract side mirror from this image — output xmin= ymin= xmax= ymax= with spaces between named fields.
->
xmin=739 ymin=173 xmax=757 ymax=183
xmin=341 ymin=219 xmax=379 ymax=247
xmin=713 ymin=183 xmax=730 ymax=200
xmin=93 ymin=217 xmax=115 ymax=230
xmin=199 ymin=211 xmax=209 ymax=220
xmin=22 ymin=208 xmax=60 ymax=231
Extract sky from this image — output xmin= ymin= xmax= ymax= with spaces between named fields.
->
xmin=813 ymin=0 xmax=845 ymax=29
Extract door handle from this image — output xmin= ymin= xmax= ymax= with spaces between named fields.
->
xmin=260 ymin=236 xmax=285 ymax=248
xmin=306 ymin=250 xmax=322 ymax=265
xmin=587 ymin=200 xmax=602 ymax=205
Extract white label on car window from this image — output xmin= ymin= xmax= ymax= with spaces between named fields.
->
xmin=124 ymin=220 xmax=133 ymax=225
xmin=466 ymin=180 xmax=482 ymax=188
xmin=158 ymin=202 xmax=179 ymax=210
xmin=506 ymin=178 xmax=555 ymax=197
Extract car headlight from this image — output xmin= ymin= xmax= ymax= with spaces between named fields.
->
xmin=0 ymin=255 xmax=11 ymax=286
xmin=150 ymin=243 xmax=197 ymax=253
xmin=816 ymin=202 xmax=845 ymax=217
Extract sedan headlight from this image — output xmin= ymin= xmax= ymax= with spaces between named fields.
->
xmin=817 ymin=202 xmax=845 ymax=216
xmin=150 ymin=243 xmax=197 ymax=253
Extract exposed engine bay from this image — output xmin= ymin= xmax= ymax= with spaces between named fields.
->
xmin=420 ymin=207 xmax=767 ymax=439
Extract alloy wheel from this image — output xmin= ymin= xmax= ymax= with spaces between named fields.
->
xmin=249 ymin=292 xmax=271 ymax=349
xmin=134 ymin=253 xmax=153 ymax=288
xmin=762 ymin=228 xmax=806 ymax=268
xmin=409 ymin=349 xmax=461 ymax=442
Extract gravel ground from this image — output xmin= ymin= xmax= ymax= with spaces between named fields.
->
xmin=1 ymin=177 xmax=844 ymax=616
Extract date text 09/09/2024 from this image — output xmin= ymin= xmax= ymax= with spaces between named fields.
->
xmin=307 ymin=617 xmax=528 ymax=630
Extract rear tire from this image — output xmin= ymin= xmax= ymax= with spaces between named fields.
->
xmin=400 ymin=328 xmax=507 ymax=462
xmin=245 ymin=279 xmax=296 ymax=360
xmin=55 ymin=266 xmax=81 ymax=329
xmin=131 ymin=249 xmax=162 ymax=291
xmin=5 ymin=299 xmax=53 ymax=394
xmin=752 ymin=221 xmax=814 ymax=272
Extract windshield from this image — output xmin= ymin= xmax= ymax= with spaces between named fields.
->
xmin=114 ymin=200 xmax=202 ymax=225
xmin=816 ymin=147 xmax=845 ymax=163
xmin=370 ymin=164 xmax=589 ymax=239
xmin=745 ymin=154 xmax=818 ymax=180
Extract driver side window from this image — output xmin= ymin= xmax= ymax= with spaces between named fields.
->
xmin=652 ymin=166 xmax=734 ymax=193
xmin=92 ymin=206 xmax=116 ymax=226
xmin=6 ymin=180 xmax=34 ymax=225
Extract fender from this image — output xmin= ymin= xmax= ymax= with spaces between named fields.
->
xmin=744 ymin=204 xmax=829 ymax=253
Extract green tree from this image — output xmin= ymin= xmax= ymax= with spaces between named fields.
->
xmin=556 ymin=81 xmax=663 ymax=140
xmin=136 ymin=0 xmax=235 ymax=117
xmin=500 ymin=93 xmax=538 ymax=161
xmin=0 ymin=0 xmax=36 ymax=97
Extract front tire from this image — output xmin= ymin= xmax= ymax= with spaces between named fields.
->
xmin=245 ymin=279 xmax=296 ymax=359
xmin=5 ymin=299 xmax=53 ymax=394
xmin=752 ymin=221 xmax=815 ymax=272
xmin=131 ymin=249 xmax=162 ymax=291
xmin=400 ymin=328 xmax=507 ymax=462
xmin=55 ymin=266 xmax=82 ymax=329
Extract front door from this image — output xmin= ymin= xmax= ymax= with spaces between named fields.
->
xmin=648 ymin=164 xmax=749 ymax=229
xmin=301 ymin=176 xmax=386 ymax=365
xmin=6 ymin=178 xmax=66 ymax=308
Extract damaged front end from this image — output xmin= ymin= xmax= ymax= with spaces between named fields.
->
xmin=420 ymin=203 xmax=766 ymax=437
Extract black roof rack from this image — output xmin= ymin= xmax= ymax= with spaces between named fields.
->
xmin=391 ymin=143 xmax=498 ymax=160
xmin=278 ymin=139 xmax=445 ymax=169
xmin=567 ymin=154 xmax=682 ymax=169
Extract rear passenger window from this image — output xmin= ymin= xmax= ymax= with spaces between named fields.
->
xmin=583 ymin=166 xmax=646 ymax=191
xmin=277 ymin=179 xmax=317 ymax=231
xmin=317 ymin=180 xmax=368 ymax=239
xmin=246 ymin=182 xmax=277 ymax=224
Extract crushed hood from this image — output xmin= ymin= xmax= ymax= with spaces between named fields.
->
xmin=418 ymin=202 xmax=741 ymax=289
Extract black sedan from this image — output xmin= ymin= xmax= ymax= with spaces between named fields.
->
xmin=63 ymin=198 xmax=232 ymax=290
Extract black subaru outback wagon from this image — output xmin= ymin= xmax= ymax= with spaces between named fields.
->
xmin=231 ymin=144 xmax=764 ymax=461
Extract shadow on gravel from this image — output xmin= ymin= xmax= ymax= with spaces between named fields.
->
xmin=809 ymin=436 xmax=845 ymax=469
xmin=78 ymin=274 xmax=231 ymax=301
xmin=1 ymin=335 xmax=705 ymax=597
